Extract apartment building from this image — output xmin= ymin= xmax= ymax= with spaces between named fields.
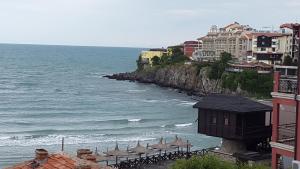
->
xmin=250 ymin=32 xmax=292 ymax=65
xmin=195 ymin=22 xmax=254 ymax=61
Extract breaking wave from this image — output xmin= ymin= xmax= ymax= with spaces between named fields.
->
xmin=175 ymin=123 xmax=193 ymax=127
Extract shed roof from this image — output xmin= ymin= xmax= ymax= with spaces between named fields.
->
xmin=193 ymin=95 xmax=272 ymax=113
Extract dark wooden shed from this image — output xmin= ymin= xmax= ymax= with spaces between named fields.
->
xmin=193 ymin=95 xmax=272 ymax=141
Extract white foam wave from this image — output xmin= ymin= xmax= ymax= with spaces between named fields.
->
xmin=128 ymin=119 xmax=141 ymax=122
xmin=175 ymin=123 xmax=193 ymax=127
xmin=142 ymin=99 xmax=170 ymax=103
xmin=0 ymin=134 xmax=157 ymax=147
xmin=178 ymin=101 xmax=197 ymax=106
xmin=127 ymin=90 xmax=147 ymax=93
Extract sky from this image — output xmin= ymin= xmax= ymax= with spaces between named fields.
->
xmin=0 ymin=0 xmax=299 ymax=48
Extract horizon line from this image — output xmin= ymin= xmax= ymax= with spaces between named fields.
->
xmin=0 ymin=42 xmax=151 ymax=49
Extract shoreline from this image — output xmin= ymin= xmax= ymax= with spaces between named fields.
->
xmin=104 ymin=72 xmax=203 ymax=99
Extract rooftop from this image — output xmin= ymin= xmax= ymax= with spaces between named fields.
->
xmin=228 ymin=62 xmax=272 ymax=68
xmin=5 ymin=151 xmax=110 ymax=169
xmin=193 ymin=95 xmax=272 ymax=113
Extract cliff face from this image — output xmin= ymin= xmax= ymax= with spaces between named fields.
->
xmin=106 ymin=64 xmax=224 ymax=95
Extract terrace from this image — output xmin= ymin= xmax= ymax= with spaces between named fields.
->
xmin=272 ymin=69 xmax=298 ymax=149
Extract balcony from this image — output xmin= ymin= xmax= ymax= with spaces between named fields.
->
xmin=278 ymin=77 xmax=298 ymax=94
xmin=278 ymin=123 xmax=296 ymax=146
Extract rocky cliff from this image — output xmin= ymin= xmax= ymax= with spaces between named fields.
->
xmin=105 ymin=64 xmax=226 ymax=96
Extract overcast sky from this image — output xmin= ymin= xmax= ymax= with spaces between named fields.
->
xmin=0 ymin=0 xmax=299 ymax=48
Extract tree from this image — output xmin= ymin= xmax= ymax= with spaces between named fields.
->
xmin=160 ymin=53 xmax=170 ymax=65
xmin=151 ymin=56 xmax=161 ymax=66
xmin=208 ymin=52 xmax=233 ymax=80
xmin=220 ymin=52 xmax=233 ymax=63
xmin=136 ymin=55 xmax=144 ymax=71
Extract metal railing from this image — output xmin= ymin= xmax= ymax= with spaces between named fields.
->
xmin=278 ymin=123 xmax=296 ymax=146
xmin=278 ymin=77 xmax=298 ymax=94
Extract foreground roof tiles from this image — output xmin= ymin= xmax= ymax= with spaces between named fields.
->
xmin=5 ymin=153 xmax=111 ymax=169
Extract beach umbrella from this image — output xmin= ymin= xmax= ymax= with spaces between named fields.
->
xmin=129 ymin=141 xmax=150 ymax=158
xmin=169 ymin=135 xmax=193 ymax=148
xmin=104 ymin=143 xmax=129 ymax=164
xmin=168 ymin=135 xmax=193 ymax=153
xmin=149 ymin=137 xmax=170 ymax=155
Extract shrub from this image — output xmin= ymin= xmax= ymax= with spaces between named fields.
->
xmin=221 ymin=70 xmax=273 ymax=98
xmin=208 ymin=52 xmax=233 ymax=80
xmin=170 ymin=155 xmax=270 ymax=169
xmin=151 ymin=56 xmax=161 ymax=66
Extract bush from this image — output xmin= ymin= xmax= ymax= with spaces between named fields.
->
xmin=221 ymin=70 xmax=273 ymax=98
xmin=151 ymin=56 xmax=161 ymax=66
xmin=208 ymin=52 xmax=233 ymax=80
xmin=170 ymin=155 xmax=270 ymax=169
xmin=171 ymin=155 xmax=234 ymax=169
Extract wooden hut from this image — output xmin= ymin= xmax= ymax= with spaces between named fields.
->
xmin=193 ymin=95 xmax=272 ymax=151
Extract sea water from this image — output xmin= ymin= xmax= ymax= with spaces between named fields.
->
xmin=0 ymin=44 xmax=220 ymax=167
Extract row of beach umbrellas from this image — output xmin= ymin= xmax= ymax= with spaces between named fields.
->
xmin=94 ymin=135 xmax=192 ymax=165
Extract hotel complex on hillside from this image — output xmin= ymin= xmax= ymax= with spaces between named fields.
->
xmin=140 ymin=22 xmax=297 ymax=69
xmin=194 ymin=22 xmax=295 ymax=64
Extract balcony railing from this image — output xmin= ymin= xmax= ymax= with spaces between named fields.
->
xmin=278 ymin=77 xmax=298 ymax=94
xmin=278 ymin=123 xmax=296 ymax=146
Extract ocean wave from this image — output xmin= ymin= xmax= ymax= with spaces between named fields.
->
xmin=178 ymin=101 xmax=197 ymax=106
xmin=175 ymin=123 xmax=193 ymax=127
xmin=142 ymin=99 xmax=170 ymax=103
xmin=128 ymin=118 xmax=142 ymax=122
xmin=0 ymin=134 xmax=157 ymax=147
xmin=126 ymin=90 xmax=147 ymax=93
xmin=3 ymin=125 xmax=162 ymax=135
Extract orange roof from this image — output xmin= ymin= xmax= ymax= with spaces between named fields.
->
xmin=5 ymin=153 xmax=111 ymax=169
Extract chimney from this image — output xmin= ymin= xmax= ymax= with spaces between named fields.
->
xmin=35 ymin=149 xmax=48 ymax=161
xmin=77 ymin=149 xmax=93 ymax=158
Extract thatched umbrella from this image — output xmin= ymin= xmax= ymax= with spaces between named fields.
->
xmin=95 ymin=154 xmax=115 ymax=166
xmin=129 ymin=141 xmax=150 ymax=158
xmin=168 ymin=136 xmax=193 ymax=153
xmin=149 ymin=137 xmax=170 ymax=155
xmin=104 ymin=143 xmax=129 ymax=164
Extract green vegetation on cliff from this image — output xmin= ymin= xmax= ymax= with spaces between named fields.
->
xmin=171 ymin=155 xmax=270 ymax=169
xmin=222 ymin=70 xmax=273 ymax=98
xmin=135 ymin=51 xmax=273 ymax=98
xmin=205 ymin=52 xmax=273 ymax=98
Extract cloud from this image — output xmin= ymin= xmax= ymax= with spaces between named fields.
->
xmin=285 ymin=0 xmax=300 ymax=7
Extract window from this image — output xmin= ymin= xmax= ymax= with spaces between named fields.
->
xmin=224 ymin=115 xmax=229 ymax=126
xmin=211 ymin=115 xmax=217 ymax=124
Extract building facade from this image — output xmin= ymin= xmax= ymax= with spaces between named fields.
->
xmin=140 ymin=48 xmax=167 ymax=65
xmin=196 ymin=22 xmax=294 ymax=65
xmin=183 ymin=41 xmax=201 ymax=58
xmin=197 ymin=22 xmax=254 ymax=61
xmin=271 ymin=23 xmax=300 ymax=169
xmin=250 ymin=33 xmax=292 ymax=65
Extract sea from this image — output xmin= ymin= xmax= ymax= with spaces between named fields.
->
xmin=0 ymin=44 xmax=220 ymax=167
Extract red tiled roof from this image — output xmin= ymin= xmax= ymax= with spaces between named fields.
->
xmin=5 ymin=153 xmax=111 ymax=169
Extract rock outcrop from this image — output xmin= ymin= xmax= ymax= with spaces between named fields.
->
xmin=105 ymin=64 xmax=224 ymax=96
